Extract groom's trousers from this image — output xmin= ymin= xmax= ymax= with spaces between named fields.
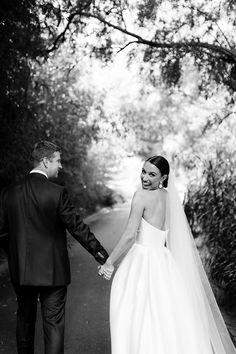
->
xmin=13 ymin=285 xmax=67 ymax=354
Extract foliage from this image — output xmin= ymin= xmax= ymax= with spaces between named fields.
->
xmin=35 ymin=0 xmax=236 ymax=147
xmin=44 ymin=0 xmax=236 ymax=97
xmin=0 ymin=0 xmax=53 ymax=186
xmin=184 ymin=156 xmax=236 ymax=305
xmin=0 ymin=0 xmax=117 ymax=213
xmin=98 ymin=53 xmax=236 ymax=162
xmin=0 ymin=0 xmax=236 ymax=212
xmin=0 ymin=0 xmax=73 ymax=183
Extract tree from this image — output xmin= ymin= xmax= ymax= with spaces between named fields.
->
xmin=0 ymin=0 xmax=56 ymax=186
xmin=0 ymin=0 xmax=118 ymax=214
xmin=47 ymin=0 xmax=236 ymax=94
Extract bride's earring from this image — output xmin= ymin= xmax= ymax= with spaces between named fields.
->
xmin=159 ymin=181 xmax=163 ymax=189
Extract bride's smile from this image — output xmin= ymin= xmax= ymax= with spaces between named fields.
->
xmin=141 ymin=161 xmax=166 ymax=190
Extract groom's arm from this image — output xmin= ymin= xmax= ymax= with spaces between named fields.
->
xmin=58 ymin=187 xmax=109 ymax=265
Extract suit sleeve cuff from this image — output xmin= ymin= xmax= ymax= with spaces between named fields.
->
xmin=95 ymin=250 xmax=109 ymax=265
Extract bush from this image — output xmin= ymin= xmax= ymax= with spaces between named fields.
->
xmin=184 ymin=158 xmax=236 ymax=308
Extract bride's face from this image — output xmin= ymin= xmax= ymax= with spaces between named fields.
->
xmin=141 ymin=162 xmax=162 ymax=190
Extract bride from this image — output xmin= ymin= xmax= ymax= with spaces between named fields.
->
xmin=99 ymin=156 xmax=236 ymax=354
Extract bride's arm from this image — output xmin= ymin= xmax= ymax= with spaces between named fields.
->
xmin=106 ymin=190 xmax=144 ymax=267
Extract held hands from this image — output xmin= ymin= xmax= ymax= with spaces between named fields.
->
xmin=98 ymin=258 xmax=114 ymax=280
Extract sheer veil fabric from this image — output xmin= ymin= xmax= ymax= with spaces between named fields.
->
xmin=166 ymin=171 xmax=236 ymax=353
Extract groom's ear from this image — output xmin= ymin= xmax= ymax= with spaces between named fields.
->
xmin=42 ymin=157 xmax=49 ymax=168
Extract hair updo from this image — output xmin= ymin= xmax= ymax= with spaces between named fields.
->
xmin=146 ymin=156 xmax=170 ymax=188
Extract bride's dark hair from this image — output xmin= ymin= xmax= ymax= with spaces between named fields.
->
xmin=146 ymin=156 xmax=170 ymax=187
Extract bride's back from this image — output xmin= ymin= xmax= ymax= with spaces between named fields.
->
xmin=141 ymin=189 xmax=167 ymax=231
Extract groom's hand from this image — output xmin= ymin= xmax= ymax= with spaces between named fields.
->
xmin=98 ymin=258 xmax=114 ymax=280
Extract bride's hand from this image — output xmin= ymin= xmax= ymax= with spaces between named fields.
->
xmin=98 ymin=258 xmax=114 ymax=280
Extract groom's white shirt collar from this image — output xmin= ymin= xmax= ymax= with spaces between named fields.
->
xmin=29 ymin=169 xmax=48 ymax=179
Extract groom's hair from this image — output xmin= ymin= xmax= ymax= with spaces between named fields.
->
xmin=31 ymin=141 xmax=61 ymax=165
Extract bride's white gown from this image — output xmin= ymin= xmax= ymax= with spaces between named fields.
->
xmin=110 ymin=217 xmax=214 ymax=354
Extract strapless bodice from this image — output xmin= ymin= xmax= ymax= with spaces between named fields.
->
xmin=136 ymin=217 xmax=168 ymax=248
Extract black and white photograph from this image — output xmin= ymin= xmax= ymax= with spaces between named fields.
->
xmin=0 ymin=0 xmax=236 ymax=353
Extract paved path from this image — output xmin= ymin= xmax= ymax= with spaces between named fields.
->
xmin=0 ymin=203 xmax=130 ymax=354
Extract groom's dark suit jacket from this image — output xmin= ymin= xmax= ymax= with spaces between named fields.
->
xmin=0 ymin=173 xmax=109 ymax=286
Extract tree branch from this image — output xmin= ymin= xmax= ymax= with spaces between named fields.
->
xmin=185 ymin=4 xmax=232 ymax=50
xmin=217 ymin=111 xmax=236 ymax=125
xmin=202 ymin=111 xmax=236 ymax=134
xmin=47 ymin=12 xmax=78 ymax=53
xmin=79 ymin=11 xmax=236 ymax=63
xmin=46 ymin=9 xmax=236 ymax=64
xmin=116 ymin=41 xmax=139 ymax=54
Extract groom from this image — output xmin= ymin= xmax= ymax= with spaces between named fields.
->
xmin=0 ymin=141 xmax=110 ymax=354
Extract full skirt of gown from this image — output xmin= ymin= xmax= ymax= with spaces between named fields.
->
xmin=110 ymin=217 xmax=213 ymax=354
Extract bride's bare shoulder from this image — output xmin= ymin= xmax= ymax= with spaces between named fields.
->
xmin=132 ymin=189 xmax=148 ymax=203
xmin=133 ymin=188 xmax=167 ymax=202
xmin=132 ymin=189 xmax=167 ymax=210
xmin=133 ymin=189 xmax=146 ymax=199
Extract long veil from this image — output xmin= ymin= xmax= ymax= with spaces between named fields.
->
xmin=166 ymin=171 xmax=236 ymax=354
